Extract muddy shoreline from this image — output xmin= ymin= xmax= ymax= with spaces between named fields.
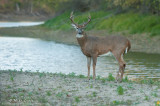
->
xmin=0 ymin=70 xmax=160 ymax=105
xmin=0 ymin=26 xmax=160 ymax=54
xmin=0 ymin=13 xmax=52 ymax=22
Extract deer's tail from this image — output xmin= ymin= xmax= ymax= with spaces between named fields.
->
xmin=125 ymin=40 xmax=131 ymax=54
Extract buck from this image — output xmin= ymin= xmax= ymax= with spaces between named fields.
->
xmin=70 ymin=12 xmax=131 ymax=82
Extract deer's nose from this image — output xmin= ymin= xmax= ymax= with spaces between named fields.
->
xmin=78 ymin=29 xmax=82 ymax=34
xmin=78 ymin=32 xmax=82 ymax=34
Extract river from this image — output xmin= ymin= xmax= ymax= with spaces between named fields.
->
xmin=0 ymin=22 xmax=160 ymax=79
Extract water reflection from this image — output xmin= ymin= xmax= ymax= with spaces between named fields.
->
xmin=0 ymin=22 xmax=43 ymax=28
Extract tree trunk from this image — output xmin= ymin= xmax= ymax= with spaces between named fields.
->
xmin=16 ymin=3 xmax=20 ymax=12
xmin=30 ymin=1 xmax=33 ymax=14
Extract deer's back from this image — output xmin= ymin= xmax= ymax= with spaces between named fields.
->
xmin=83 ymin=35 xmax=130 ymax=56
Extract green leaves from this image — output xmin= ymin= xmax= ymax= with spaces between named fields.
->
xmin=117 ymin=86 xmax=124 ymax=95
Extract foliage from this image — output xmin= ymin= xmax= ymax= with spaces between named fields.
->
xmin=68 ymin=72 xmax=76 ymax=77
xmin=109 ymin=0 xmax=160 ymax=15
xmin=43 ymin=11 xmax=111 ymax=30
xmin=123 ymin=76 xmax=129 ymax=82
xmin=43 ymin=11 xmax=160 ymax=36
xmin=117 ymin=86 xmax=124 ymax=95
xmin=92 ymin=92 xmax=97 ymax=97
xmin=107 ymin=73 xmax=115 ymax=81
xmin=111 ymin=100 xmax=132 ymax=105
xmin=1 ymin=0 xmax=159 ymax=15
xmin=46 ymin=91 xmax=52 ymax=96
xmin=75 ymin=96 xmax=80 ymax=103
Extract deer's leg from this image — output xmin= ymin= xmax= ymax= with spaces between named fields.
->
xmin=113 ymin=53 xmax=121 ymax=82
xmin=87 ymin=56 xmax=91 ymax=80
xmin=92 ymin=55 xmax=97 ymax=80
xmin=112 ymin=52 xmax=126 ymax=82
xmin=119 ymin=54 xmax=126 ymax=82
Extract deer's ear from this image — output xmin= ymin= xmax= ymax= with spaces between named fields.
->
xmin=71 ymin=24 xmax=77 ymax=29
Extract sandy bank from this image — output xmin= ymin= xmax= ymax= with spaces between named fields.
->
xmin=0 ymin=13 xmax=51 ymax=22
xmin=0 ymin=70 xmax=160 ymax=105
xmin=0 ymin=26 xmax=160 ymax=54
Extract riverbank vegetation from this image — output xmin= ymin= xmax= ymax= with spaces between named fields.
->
xmin=0 ymin=70 xmax=160 ymax=105
xmin=43 ymin=11 xmax=160 ymax=36
xmin=1 ymin=0 xmax=160 ymax=16
xmin=1 ymin=0 xmax=160 ymax=36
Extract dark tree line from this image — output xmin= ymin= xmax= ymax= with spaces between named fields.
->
xmin=0 ymin=0 xmax=160 ymax=15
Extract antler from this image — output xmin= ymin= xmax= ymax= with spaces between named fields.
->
xmin=70 ymin=11 xmax=78 ymax=26
xmin=82 ymin=14 xmax=91 ymax=27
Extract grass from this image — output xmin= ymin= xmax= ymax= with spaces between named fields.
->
xmin=38 ymin=96 xmax=48 ymax=103
xmin=56 ymin=92 xmax=64 ymax=98
xmin=111 ymin=100 xmax=133 ymax=105
xmin=1 ymin=70 xmax=159 ymax=105
xmin=43 ymin=11 xmax=160 ymax=36
xmin=92 ymin=92 xmax=97 ymax=97
xmin=46 ymin=91 xmax=52 ymax=96
xmin=101 ymin=78 xmax=107 ymax=83
xmin=107 ymin=73 xmax=115 ymax=81
xmin=3 ymin=69 xmax=160 ymax=86
xmin=90 ymin=84 xmax=93 ymax=88
xmin=117 ymin=86 xmax=124 ymax=95
xmin=78 ymin=74 xmax=86 ymax=78
xmin=10 ymin=76 xmax=14 ymax=82
xmin=152 ymin=92 xmax=158 ymax=97
xmin=75 ymin=96 xmax=80 ymax=103
xmin=123 ymin=76 xmax=129 ymax=82
xmin=68 ymin=72 xmax=76 ymax=77
xmin=43 ymin=11 xmax=111 ymax=31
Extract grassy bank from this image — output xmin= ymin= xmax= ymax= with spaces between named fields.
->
xmin=0 ymin=26 xmax=160 ymax=54
xmin=0 ymin=13 xmax=50 ymax=22
xmin=43 ymin=11 xmax=160 ymax=36
xmin=0 ymin=70 xmax=160 ymax=105
xmin=0 ymin=11 xmax=160 ymax=54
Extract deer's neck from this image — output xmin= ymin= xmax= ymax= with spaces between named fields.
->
xmin=76 ymin=32 xmax=87 ymax=48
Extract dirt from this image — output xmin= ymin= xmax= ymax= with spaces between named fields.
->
xmin=0 ymin=13 xmax=52 ymax=22
xmin=0 ymin=26 xmax=160 ymax=54
xmin=0 ymin=70 xmax=160 ymax=106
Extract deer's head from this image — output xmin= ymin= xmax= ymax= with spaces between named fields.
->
xmin=70 ymin=12 xmax=91 ymax=35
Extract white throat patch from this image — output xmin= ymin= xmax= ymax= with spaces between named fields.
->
xmin=76 ymin=34 xmax=84 ymax=38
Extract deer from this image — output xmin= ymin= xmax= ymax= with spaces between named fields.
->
xmin=70 ymin=12 xmax=131 ymax=82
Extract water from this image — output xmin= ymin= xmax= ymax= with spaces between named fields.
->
xmin=0 ymin=22 xmax=43 ymax=28
xmin=0 ymin=37 xmax=160 ymax=79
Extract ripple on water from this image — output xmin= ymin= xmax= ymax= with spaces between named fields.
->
xmin=0 ymin=37 xmax=160 ymax=79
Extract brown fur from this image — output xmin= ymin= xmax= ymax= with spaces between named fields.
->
xmin=70 ymin=12 xmax=131 ymax=82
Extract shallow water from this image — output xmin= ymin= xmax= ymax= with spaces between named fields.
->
xmin=0 ymin=22 xmax=43 ymax=28
xmin=0 ymin=37 xmax=160 ymax=79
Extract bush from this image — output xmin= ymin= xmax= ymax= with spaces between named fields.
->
xmin=117 ymin=86 xmax=124 ymax=95
xmin=43 ymin=11 xmax=160 ymax=36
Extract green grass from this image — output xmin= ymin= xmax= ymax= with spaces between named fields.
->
xmin=56 ymin=92 xmax=64 ymax=98
xmin=75 ymin=96 xmax=80 ymax=103
xmin=2 ymin=69 xmax=160 ymax=87
xmin=78 ymin=74 xmax=86 ymax=78
xmin=46 ymin=90 xmax=52 ymax=96
xmin=68 ymin=72 xmax=76 ymax=77
xmin=144 ymin=96 xmax=150 ymax=101
xmin=117 ymin=86 xmax=124 ymax=95
xmin=38 ymin=96 xmax=48 ymax=103
xmin=123 ymin=76 xmax=129 ymax=82
xmin=107 ymin=73 xmax=115 ymax=81
xmin=92 ymin=91 xmax=97 ymax=97
xmin=111 ymin=100 xmax=133 ymax=105
xmin=43 ymin=11 xmax=111 ymax=30
xmin=43 ymin=11 xmax=160 ymax=36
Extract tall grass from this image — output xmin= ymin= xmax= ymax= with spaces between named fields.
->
xmin=43 ymin=11 xmax=111 ymax=30
xmin=43 ymin=11 xmax=160 ymax=36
